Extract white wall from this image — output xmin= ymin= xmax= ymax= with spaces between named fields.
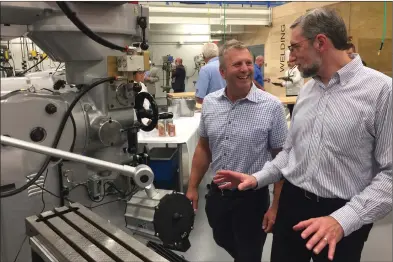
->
xmin=1 ymin=38 xmax=60 ymax=73
xmin=147 ymin=24 xmax=212 ymax=97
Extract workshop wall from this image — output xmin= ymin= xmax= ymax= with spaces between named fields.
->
xmin=238 ymin=1 xmax=392 ymax=97
xmin=148 ymin=24 xmax=210 ymax=97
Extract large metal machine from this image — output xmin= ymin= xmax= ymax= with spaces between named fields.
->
xmin=0 ymin=2 xmax=194 ymax=262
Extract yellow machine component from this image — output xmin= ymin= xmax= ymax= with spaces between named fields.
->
xmin=4 ymin=50 xmax=9 ymax=60
xmin=30 ymin=50 xmax=37 ymax=58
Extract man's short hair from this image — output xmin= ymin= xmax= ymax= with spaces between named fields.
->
xmin=202 ymin=42 xmax=219 ymax=60
xmin=347 ymin=42 xmax=356 ymax=52
xmin=219 ymin=39 xmax=249 ymax=70
xmin=290 ymin=7 xmax=350 ymax=50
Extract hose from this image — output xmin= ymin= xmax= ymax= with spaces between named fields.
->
xmin=0 ymin=76 xmax=117 ymax=198
xmin=223 ymin=4 xmax=226 ymax=42
xmin=378 ymin=1 xmax=387 ymax=55
xmin=56 ymin=2 xmax=128 ymax=53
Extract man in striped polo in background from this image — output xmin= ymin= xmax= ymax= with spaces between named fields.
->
xmin=214 ymin=7 xmax=392 ymax=262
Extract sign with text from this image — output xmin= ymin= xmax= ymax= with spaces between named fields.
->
xmin=280 ymin=24 xmax=286 ymax=72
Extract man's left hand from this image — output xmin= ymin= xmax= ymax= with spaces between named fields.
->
xmin=293 ymin=216 xmax=344 ymax=261
xmin=262 ymin=206 xmax=277 ymax=233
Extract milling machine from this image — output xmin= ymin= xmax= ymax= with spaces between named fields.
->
xmin=0 ymin=2 xmax=194 ymax=262
xmin=161 ymin=55 xmax=174 ymax=93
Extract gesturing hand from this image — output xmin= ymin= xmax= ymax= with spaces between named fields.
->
xmin=213 ymin=170 xmax=257 ymax=191
xmin=293 ymin=216 xmax=344 ymax=261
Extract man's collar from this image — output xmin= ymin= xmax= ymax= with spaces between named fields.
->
xmin=312 ymin=54 xmax=363 ymax=86
xmin=336 ymin=54 xmax=363 ymax=86
xmin=219 ymin=83 xmax=259 ymax=103
xmin=208 ymin=57 xmax=219 ymax=64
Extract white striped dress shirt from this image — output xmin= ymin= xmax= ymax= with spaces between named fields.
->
xmin=253 ymin=54 xmax=392 ymax=237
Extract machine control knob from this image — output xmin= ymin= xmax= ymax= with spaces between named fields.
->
xmin=45 ymin=103 xmax=57 ymax=114
xmin=30 ymin=127 xmax=46 ymax=142
xmin=133 ymin=82 xmax=142 ymax=93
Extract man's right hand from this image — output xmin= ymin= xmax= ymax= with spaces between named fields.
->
xmin=213 ymin=170 xmax=258 ymax=191
xmin=186 ymin=187 xmax=199 ymax=212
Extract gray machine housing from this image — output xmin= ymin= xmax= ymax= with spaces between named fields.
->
xmin=1 ymin=2 xmax=193 ymax=262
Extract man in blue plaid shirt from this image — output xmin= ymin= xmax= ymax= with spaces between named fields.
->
xmin=186 ymin=39 xmax=288 ymax=262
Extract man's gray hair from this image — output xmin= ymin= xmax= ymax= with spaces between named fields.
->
xmin=202 ymin=42 xmax=219 ymax=60
xmin=219 ymin=39 xmax=248 ymax=69
xmin=290 ymin=7 xmax=349 ymax=50
xmin=255 ymin=55 xmax=264 ymax=61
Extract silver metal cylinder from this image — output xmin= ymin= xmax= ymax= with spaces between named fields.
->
xmin=0 ymin=135 xmax=140 ymax=179
xmin=144 ymin=183 xmax=158 ymax=198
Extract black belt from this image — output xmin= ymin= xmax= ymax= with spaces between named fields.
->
xmin=284 ymin=180 xmax=346 ymax=203
xmin=209 ymin=182 xmax=267 ymax=197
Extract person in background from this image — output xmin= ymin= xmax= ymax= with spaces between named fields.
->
xmin=171 ymin=58 xmax=186 ymax=93
xmin=278 ymin=61 xmax=304 ymax=116
xmin=186 ymin=39 xmax=288 ymax=262
xmin=253 ymin=55 xmax=270 ymax=90
xmin=213 ymin=8 xmax=391 ymax=262
xmin=144 ymin=61 xmax=160 ymax=98
xmin=346 ymin=42 xmax=367 ymax=66
xmin=195 ymin=42 xmax=227 ymax=104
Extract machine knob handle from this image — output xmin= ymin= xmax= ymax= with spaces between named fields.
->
xmin=133 ymin=82 xmax=142 ymax=93
xmin=158 ymin=112 xmax=173 ymax=120
xmin=30 ymin=127 xmax=46 ymax=142
xmin=45 ymin=103 xmax=57 ymax=114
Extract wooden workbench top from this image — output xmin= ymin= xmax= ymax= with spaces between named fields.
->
xmin=278 ymin=96 xmax=297 ymax=104
xmin=167 ymin=92 xmax=195 ymax=98
xmin=167 ymin=92 xmax=297 ymax=105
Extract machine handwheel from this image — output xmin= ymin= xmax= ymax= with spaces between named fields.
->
xmin=135 ymin=92 xmax=159 ymax=132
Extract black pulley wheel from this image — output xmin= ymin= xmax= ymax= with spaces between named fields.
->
xmin=134 ymin=92 xmax=159 ymax=132
xmin=153 ymin=192 xmax=195 ymax=246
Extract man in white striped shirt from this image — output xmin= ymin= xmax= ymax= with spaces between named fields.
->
xmin=214 ymin=7 xmax=392 ymax=262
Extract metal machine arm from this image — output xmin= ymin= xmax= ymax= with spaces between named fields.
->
xmin=1 ymin=135 xmax=157 ymax=194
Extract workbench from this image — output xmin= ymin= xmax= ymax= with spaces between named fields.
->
xmin=166 ymin=92 xmax=202 ymax=110
xmin=138 ymin=113 xmax=201 ymax=192
xmin=277 ymin=96 xmax=297 ymax=105
xmin=167 ymin=92 xmax=195 ymax=99
xmin=167 ymin=91 xmax=297 ymax=105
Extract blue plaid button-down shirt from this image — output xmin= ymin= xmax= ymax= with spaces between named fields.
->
xmin=198 ymin=84 xmax=288 ymax=176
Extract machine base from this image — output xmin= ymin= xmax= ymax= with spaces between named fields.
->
xmin=26 ymin=202 xmax=169 ymax=262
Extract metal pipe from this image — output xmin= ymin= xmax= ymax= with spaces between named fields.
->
xmin=0 ymin=135 xmax=137 ymax=178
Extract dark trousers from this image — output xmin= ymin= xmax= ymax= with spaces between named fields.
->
xmin=173 ymin=89 xmax=185 ymax=93
xmin=287 ymin=104 xmax=294 ymax=117
xmin=271 ymin=180 xmax=373 ymax=262
xmin=205 ymin=183 xmax=270 ymax=262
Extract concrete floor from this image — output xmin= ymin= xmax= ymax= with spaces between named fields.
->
xmin=93 ymin=169 xmax=392 ymax=262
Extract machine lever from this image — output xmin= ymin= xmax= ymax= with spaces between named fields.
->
xmin=159 ymin=112 xmax=174 ymax=120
